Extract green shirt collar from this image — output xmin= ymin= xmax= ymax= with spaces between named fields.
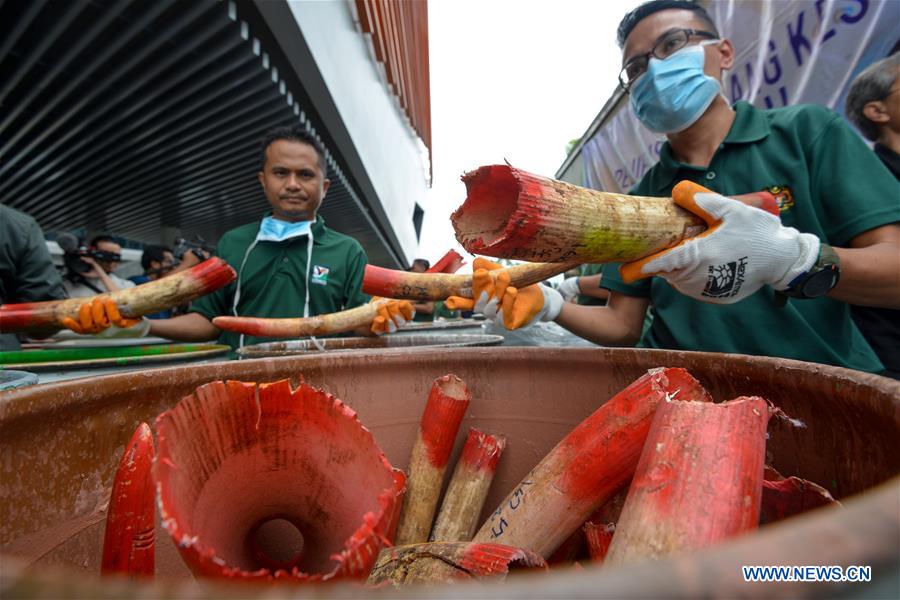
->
xmin=654 ymin=101 xmax=771 ymax=186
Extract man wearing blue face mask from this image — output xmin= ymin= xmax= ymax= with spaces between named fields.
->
xmin=149 ymin=126 xmax=412 ymax=350
xmin=466 ymin=0 xmax=900 ymax=375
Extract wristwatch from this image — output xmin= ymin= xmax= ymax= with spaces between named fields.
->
xmin=779 ymin=244 xmax=841 ymax=302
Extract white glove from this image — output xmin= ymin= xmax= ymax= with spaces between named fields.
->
xmin=627 ymin=182 xmax=819 ymax=304
xmin=557 ymin=277 xmax=581 ymax=301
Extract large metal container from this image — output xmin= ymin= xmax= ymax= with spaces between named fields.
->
xmin=0 ymin=348 xmax=897 ymax=598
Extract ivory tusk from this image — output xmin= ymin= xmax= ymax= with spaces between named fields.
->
xmin=363 ymin=261 xmax=577 ymax=301
xmin=0 ymin=257 xmax=236 ymax=334
xmin=101 ymin=423 xmax=155 ymax=577
xmin=212 ymin=298 xmax=391 ymax=338
xmin=605 ymin=396 xmax=770 ymax=565
xmin=394 ymin=375 xmax=471 ymax=546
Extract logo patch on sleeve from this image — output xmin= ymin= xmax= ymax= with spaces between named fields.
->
xmin=311 ymin=265 xmax=330 ymax=285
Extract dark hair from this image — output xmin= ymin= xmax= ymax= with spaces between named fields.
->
xmin=141 ymin=245 xmax=172 ymax=270
xmin=845 ymin=54 xmax=900 ymax=141
xmin=413 ymin=258 xmax=430 ymax=269
xmin=90 ymin=235 xmax=117 ymax=248
xmin=259 ymin=126 xmax=328 ymax=173
xmin=617 ymin=0 xmax=719 ymax=48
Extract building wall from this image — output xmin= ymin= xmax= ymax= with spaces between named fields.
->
xmin=287 ymin=0 xmax=427 ymax=263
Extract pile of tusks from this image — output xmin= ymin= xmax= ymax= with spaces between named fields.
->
xmin=100 ymin=367 xmax=834 ymax=585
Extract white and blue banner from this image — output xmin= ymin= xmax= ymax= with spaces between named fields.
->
xmin=582 ymin=0 xmax=900 ymax=192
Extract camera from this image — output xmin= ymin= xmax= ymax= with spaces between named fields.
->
xmin=173 ymin=235 xmax=214 ymax=262
xmin=57 ymin=233 xmax=120 ymax=276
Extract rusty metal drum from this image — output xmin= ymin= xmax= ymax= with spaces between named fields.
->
xmin=0 ymin=348 xmax=897 ymax=597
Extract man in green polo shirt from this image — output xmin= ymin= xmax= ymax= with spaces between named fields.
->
xmin=149 ymin=127 xmax=411 ymax=349
xmin=457 ymin=0 xmax=900 ymax=374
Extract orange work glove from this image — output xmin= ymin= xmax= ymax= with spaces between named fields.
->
xmin=370 ymin=298 xmax=415 ymax=335
xmin=59 ymin=297 xmax=142 ymax=334
xmin=446 ymin=258 xmax=563 ymax=330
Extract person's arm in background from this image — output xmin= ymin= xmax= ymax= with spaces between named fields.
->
xmin=79 ymin=257 xmax=121 ymax=292
xmin=554 ymin=291 xmax=647 ymax=346
xmin=829 ymin=224 xmax=900 ymax=308
xmin=148 ymin=311 xmax=220 ymax=341
xmin=809 ymin=111 xmax=900 ymax=308
xmin=413 ymin=301 xmax=435 ymax=315
xmin=559 ymin=274 xmax=610 ymax=303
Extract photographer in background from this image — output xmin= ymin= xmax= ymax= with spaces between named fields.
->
xmin=63 ymin=235 xmax=135 ymax=297
xmin=127 ymin=242 xmax=209 ymax=319
xmin=130 ymin=245 xmax=177 ymax=286
xmin=1 ymin=207 xmax=135 ymax=348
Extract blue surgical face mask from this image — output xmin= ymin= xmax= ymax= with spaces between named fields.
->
xmin=629 ymin=41 xmax=722 ymax=134
xmin=256 ymin=215 xmax=312 ymax=242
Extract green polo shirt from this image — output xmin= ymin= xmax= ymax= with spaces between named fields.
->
xmin=601 ymin=102 xmax=900 ymax=373
xmin=576 ymin=263 xmax=606 ymax=306
xmin=191 ymin=214 xmax=369 ymax=349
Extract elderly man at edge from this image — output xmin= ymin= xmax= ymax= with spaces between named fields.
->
xmin=844 ymin=53 xmax=900 ymax=379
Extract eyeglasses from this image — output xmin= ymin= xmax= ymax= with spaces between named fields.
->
xmin=619 ymin=28 xmax=719 ymax=91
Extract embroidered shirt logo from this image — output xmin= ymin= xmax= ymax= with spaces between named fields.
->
xmin=311 ymin=265 xmax=330 ymax=285
xmin=702 ymin=257 xmax=748 ymax=298
xmin=765 ymin=185 xmax=795 ymax=213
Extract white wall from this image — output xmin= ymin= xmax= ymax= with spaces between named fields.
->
xmin=287 ymin=0 xmax=428 ymax=263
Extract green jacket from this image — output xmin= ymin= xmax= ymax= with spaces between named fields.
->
xmin=191 ymin=214 xmax=369 ymax=349
xmin=1 ymin=205 xmax=67 ymax=350
xmin=601 ymin=102 xmax=900 ymax=373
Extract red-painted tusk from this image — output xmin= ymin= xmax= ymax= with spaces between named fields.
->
xmin=101 ymin=422 xmax=156 ymax=577
xmin=0 ymin=257 xmax=235 ymax=334
xmin=153 ymin=379 xmax=404 ymax=581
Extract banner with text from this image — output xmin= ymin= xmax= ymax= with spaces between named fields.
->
xmin=582 ymin=0 xmax=899 ymax=192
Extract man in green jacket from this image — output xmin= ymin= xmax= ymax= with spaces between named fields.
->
xmin=454 ymin=0 xmax=900 ymax=374
xmin=149 ymin=127 xmax=411 ymax=349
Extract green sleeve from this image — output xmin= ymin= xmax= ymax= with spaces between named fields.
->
xmin=600 ymin=262 xmax=653 ymax=297
xmin=809 ymin=114 xmax=900 ymax=245
xmin=16 ymin=219 xmax=67 ymax=302
xmin=344 ymin=244 xmax=369 ymax=309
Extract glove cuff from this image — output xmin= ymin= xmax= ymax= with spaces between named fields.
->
xmin=540 ymin=286 xmax=565 ymax=322
xmin=773 ymin=232 xmax=820 ymax=291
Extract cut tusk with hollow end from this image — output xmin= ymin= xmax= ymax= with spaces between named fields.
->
xmin=363 ymin=261 xmax=577 ymax=301
xmin=605 ymin=395 xmax=770 ymax=566
xmin=0 ymin=257 xmax=236 ymax=334
xmin=452 ymin=165 xmax=707 ymax=264
xmin=101 ymin=423 xmax=155 ymax=577
xmin=212 ymin=298 xmax=391 ymax=338
xmin=472 ymin=367 xmax=714 ymax=558
xmin=153 ymin=379 xmax=405 ymax=581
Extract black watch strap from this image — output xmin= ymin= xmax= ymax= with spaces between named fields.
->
xmin=777 ymin=244 xmax=841 ymax=304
